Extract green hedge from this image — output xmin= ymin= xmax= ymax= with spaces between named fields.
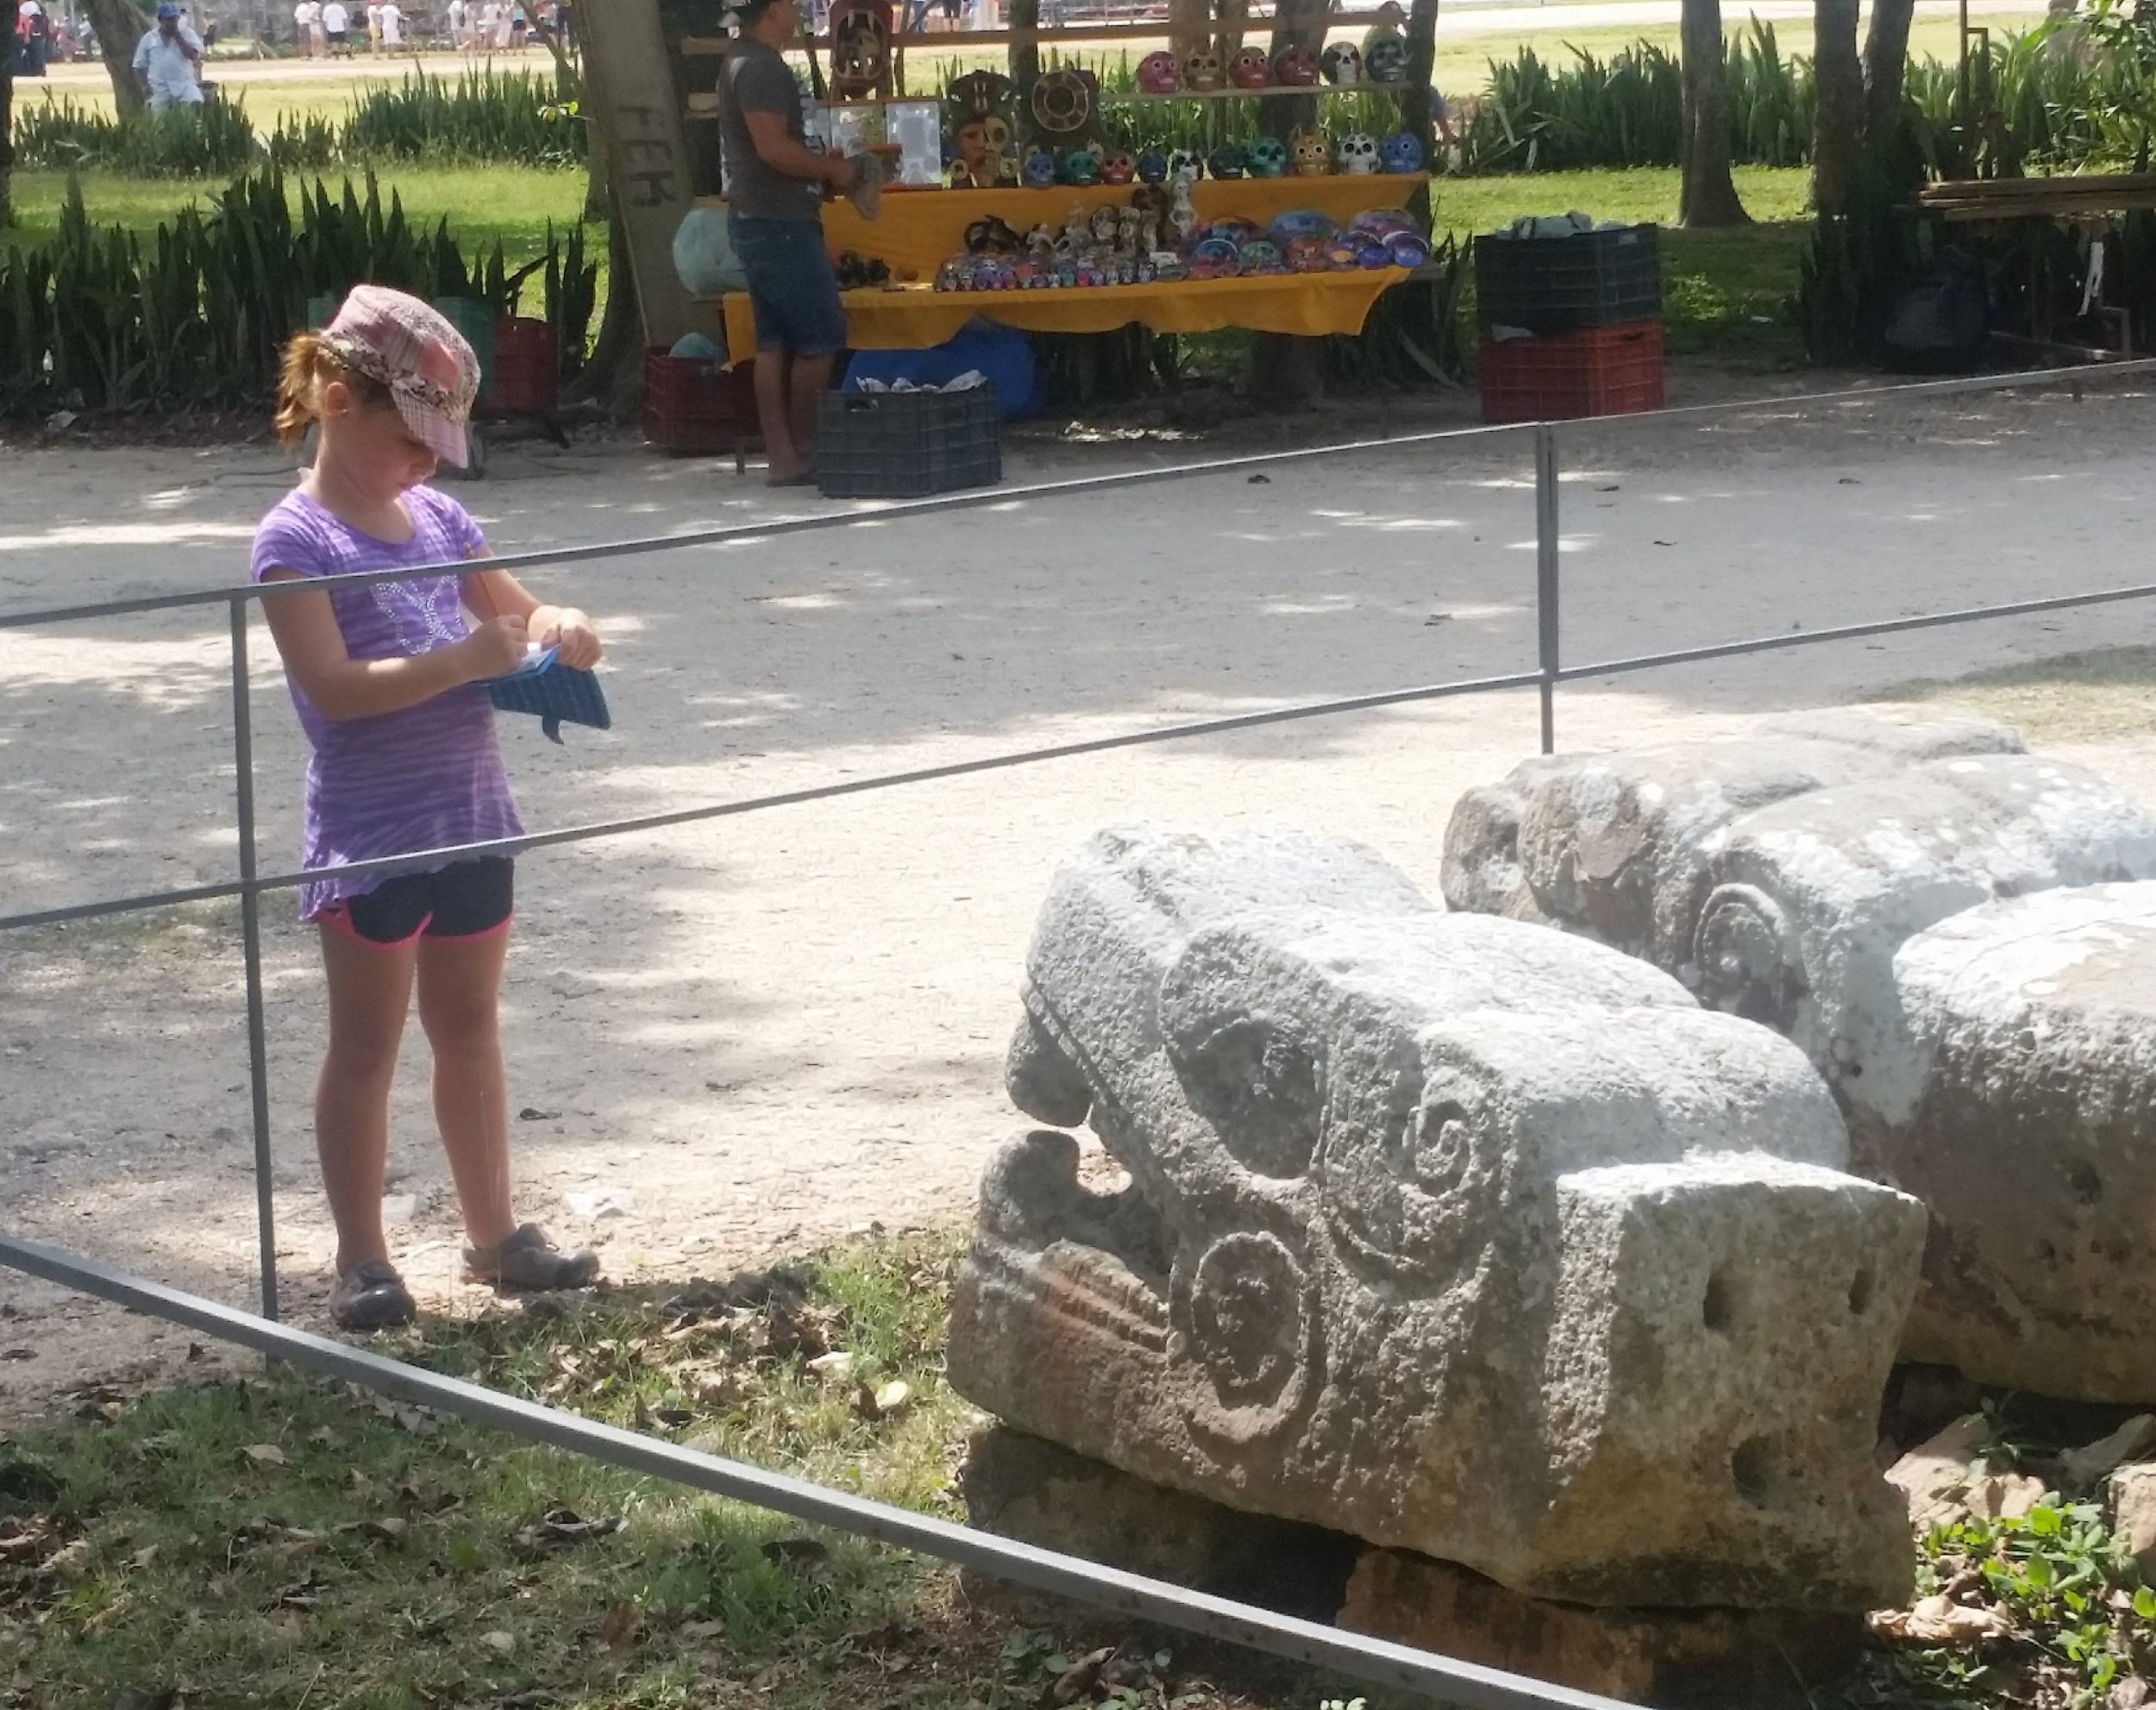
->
xmin=10 ymin=68 xmax=586 ymax=174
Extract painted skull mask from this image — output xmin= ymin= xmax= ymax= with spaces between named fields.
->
xmin=1290 ymin=125 xmax=1332 ymax=175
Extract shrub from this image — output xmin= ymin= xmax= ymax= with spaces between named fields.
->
xmin=0 ymin=168 xmax=599 ymax=416
xmin=10 ymin=70 xmax=586 ymax=172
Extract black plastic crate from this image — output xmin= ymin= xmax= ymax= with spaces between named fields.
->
xmin=1474 ymin=224 xmax=1662 ymax=335
xmin=817 ymin=385 xmax=1002 ymax=499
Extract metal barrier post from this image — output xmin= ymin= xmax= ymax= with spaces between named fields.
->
xmin=229 ymin=598 xmax=280 ymax=1323
xmin=1534 ymin=422 xmax=1561 ymax=755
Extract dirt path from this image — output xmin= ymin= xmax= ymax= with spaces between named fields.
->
xmin=3 ymin=381 xmax=2152 ymax=1419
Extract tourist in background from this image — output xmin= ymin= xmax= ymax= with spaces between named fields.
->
xmin=134 ymin=3 xmax=204 ymax=107
xmin=292 ymin=0 xmax=317 ymax=55
xmin=322 ymin=0 xmax=351 ymax=54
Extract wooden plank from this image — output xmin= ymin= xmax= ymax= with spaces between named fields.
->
xmin=1108 ymin=81 xmax=1410 ymax=100
xmin=578 ymin=0 xmax=701 ymax=348
xmin=681 ymin=11 xmax=1398 ymax=53
xmin=1921 ymin=172 xmax=2156 ymax=198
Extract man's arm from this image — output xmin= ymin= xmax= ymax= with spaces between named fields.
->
xmin=743 ymin=107 xmax=856 ymax=189
xmin=129 ymin=30 xmax=154 ymax=91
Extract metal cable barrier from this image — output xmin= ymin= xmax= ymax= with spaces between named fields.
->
xmin=0 ymin=1230 xmax=1629 ymax=1710
xmin=3 ymin=360 xmax=2154 ymax=1709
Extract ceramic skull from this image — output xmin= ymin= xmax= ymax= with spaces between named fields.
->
xmin=1206 ymin=141 xmax=1247 ymax=180
xmin=1230 ymin=45 xmax=1271 ymax=88
xmin=1290 ymin=125 xmax=1332 ymax=176
xmin=1136 ymin=146 xmax=1169 ymax=184
xmin=1337 ymin=130 xmax=1379 ymax=173
xmin=1245 ymin=135 xmax=1288 ymax=178
xmin=1138 ymin=50 xmax=1181 ymax=94
xmin=1320 ymin=41 xmax=1363 ymax=85
xmin=1272 ymin=42 xmax=1319 ymax=86
xmin=1380 ymin=129 xmax=1424 ymax=172
xmin=1103 ymin=151 xmax=1137 ymax=185
xmin=1363 ymin=30 xmax=1408 ymax=83
xmin=1183 ymin=44 xmax=1225 ymax=91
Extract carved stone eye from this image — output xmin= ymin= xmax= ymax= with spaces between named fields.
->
xmin=1694 ymin=883 xmax=1802 ymax=1029
xmin=1167 ymin=1015 xmax=1322 ymax=1181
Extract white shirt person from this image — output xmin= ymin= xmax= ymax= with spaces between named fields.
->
xmin=133 ymin=4 xmax=205 ymax=106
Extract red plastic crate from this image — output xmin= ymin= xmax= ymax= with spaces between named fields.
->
xmin=485 ymin=317 xmax=559 ymax=419
xmin=1478 ymin=320 xmax=1665 ymax=424
xmin=642 ymin=348 xmax=758 ymax=454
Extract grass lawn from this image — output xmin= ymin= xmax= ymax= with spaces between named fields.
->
xmin=18 ymin=51 xmax=557 ymax=129
xmin=4 ymin=164 xmax=591 ymax=262
xmin=1 ymin=1219 xmax=2151 ymax=1709
xmin=1438 ymin=166 xmax=1813 ymax=362
xmin=0 ymin=1231 xmax=1318 ymax=1710
xmin=1882 ymin=643 xmax=2156 ymax=745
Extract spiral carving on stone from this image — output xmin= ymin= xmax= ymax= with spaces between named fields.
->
xmin=1318 ymin=1041 xmax=1507 ymax=1288
xmin=1172 ymin=1230 xmax=1319 ymax=1445
xmin=1694 ymin=883 xmax=1802 ymax=1029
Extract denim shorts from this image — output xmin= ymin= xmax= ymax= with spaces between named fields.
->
xmin=729 ymin=213 xmax=847 ymax=359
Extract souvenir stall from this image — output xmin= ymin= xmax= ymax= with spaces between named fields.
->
xmin=683 ymin=2 xmax=1440 ymax=367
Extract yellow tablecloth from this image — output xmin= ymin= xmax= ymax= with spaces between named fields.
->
xmin=698 ymin=174 xmax=1428 ymax=281
xmin=721 ymin=269 xmax=1411 ymax=363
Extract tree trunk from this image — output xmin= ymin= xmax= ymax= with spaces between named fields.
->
xmin=1811 ymin=0 xmax=1862 ymax=213
xmin=1678 ymin=0 xmax=1748 ymax=225
xmin=1861 ymin=0 xmax=1916 ymax=144
xmin=1006 ymin=0 xmax=1036 ymax=97
xmin=1397 ymin=0 xmax=1440 ymax=223
xmin=1169 ymin=0 xmax=1208 ymax=60
xmin=562 ymin=191 xmax=640 ymax=415
xmin=1 ymin=1 xmax=18 ymax=230
xmin=83 ymin=0 xmax=148 ymax=118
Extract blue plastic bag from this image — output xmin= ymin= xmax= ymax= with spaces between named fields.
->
xmin=843 ymin=320 xmax=1039 ymax=418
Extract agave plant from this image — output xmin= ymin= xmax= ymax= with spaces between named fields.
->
xmin=0 ymin=166 xmax=598 ymax=417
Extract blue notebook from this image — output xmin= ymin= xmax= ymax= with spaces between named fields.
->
xmin=484 ymin=646 xmax=611 ymax=745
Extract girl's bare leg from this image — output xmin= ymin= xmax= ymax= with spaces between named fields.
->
xmin=415 ymin=926 xmax=518 ymax=1251
xmin=317 ymin=925 xmax=419 ymax=1274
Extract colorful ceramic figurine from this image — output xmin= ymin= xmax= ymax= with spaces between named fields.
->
xmin=1290 ymin=125 xmax=1332 ymax=176
xmin=1320 ymin=41 xmax=1362 ymax=85
xmin=1337 ymin=131 xmax=1379 ymax=173
xmin=1138 ymin=50 xmax=1181 ymax=94
xmin=1183 ymin=43 xmax=1225 ymax=91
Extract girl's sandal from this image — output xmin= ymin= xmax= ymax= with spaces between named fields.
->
xmin=464 ymin=1223 xmax=601 ymax=1292
xmin=332 ymin=1259 xmax=417 ymax=1331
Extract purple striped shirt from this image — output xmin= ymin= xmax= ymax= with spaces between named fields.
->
xmin=251 ymin=486 xmax=523 ymax=921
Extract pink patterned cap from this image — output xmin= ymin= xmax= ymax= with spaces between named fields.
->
xmin=321 ymin=285 xmax=480 ymax=467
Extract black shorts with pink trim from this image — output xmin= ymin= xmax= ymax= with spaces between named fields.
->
xmin=323 ymin=857 xmax=515 ymax=947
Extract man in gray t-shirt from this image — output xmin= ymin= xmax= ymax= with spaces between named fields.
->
xmin=717 ymin=0 xmax=860 ymax=485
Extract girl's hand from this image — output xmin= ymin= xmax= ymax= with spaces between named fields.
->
xmin=460 ymin=613 xmax=530 ymax=680
xmin=541 ymin=608 xmax=603 ymax=670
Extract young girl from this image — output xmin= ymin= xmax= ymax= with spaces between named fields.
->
xmin=254 ymin=285 xmax=604 ymax=1331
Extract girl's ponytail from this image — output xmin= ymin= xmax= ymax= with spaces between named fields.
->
xmin=275 ymin=329 xmax=332 ymax=448
xmin=274 ymin=328 xmax=392 ymax=447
